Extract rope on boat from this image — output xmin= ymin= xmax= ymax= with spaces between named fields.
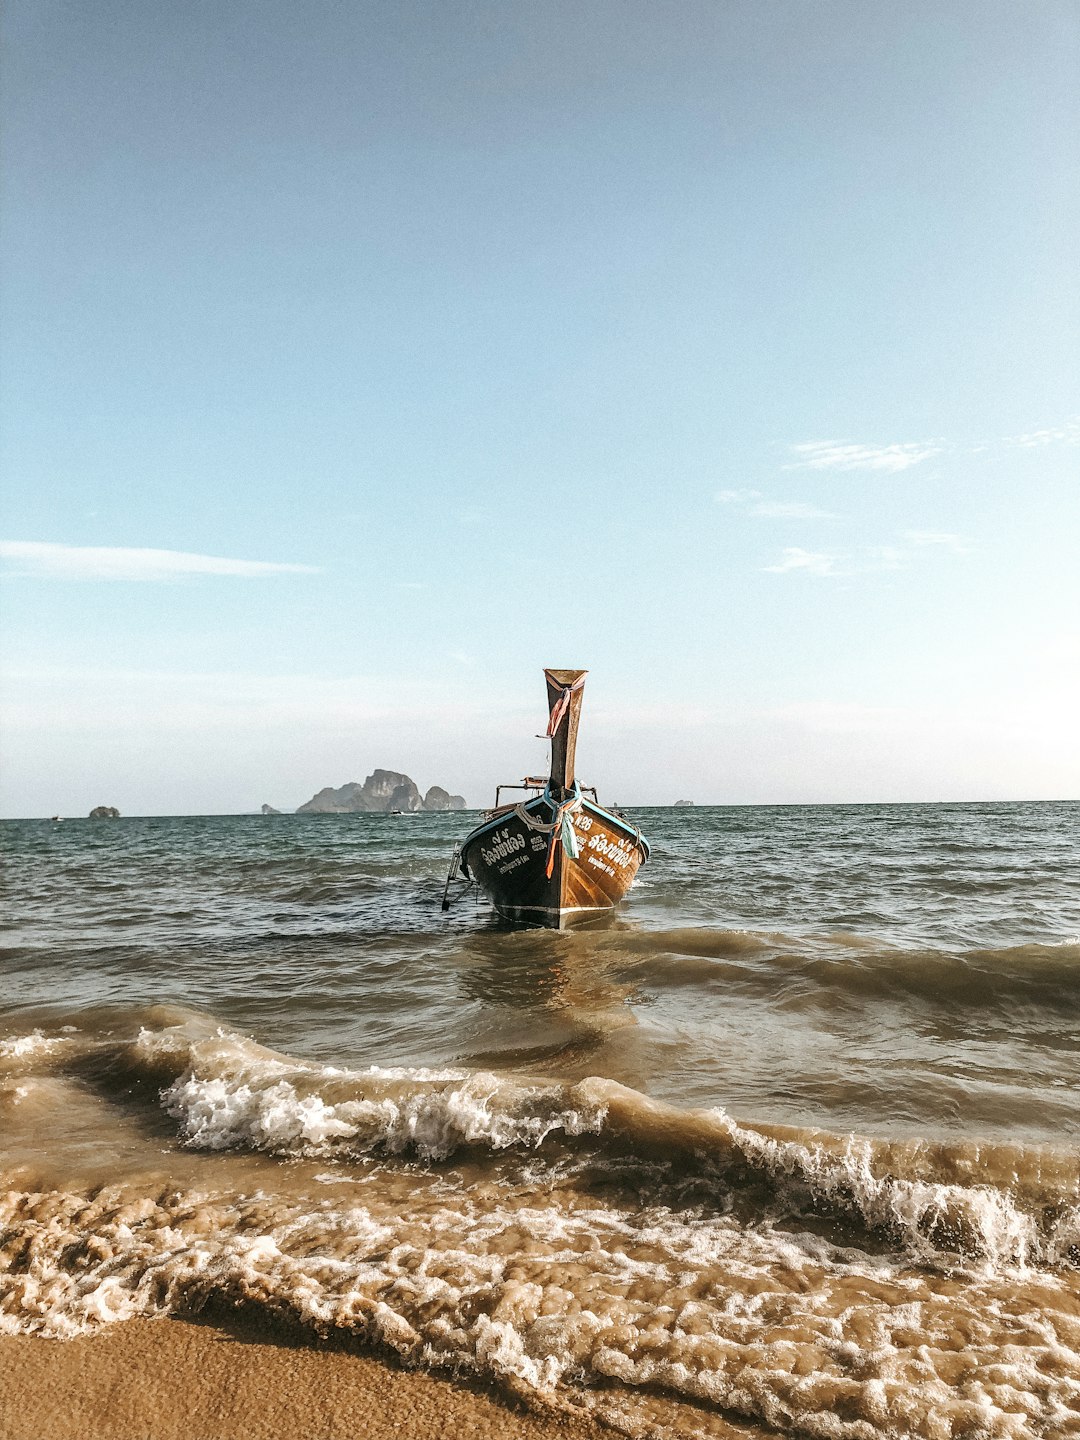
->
xmin=513 ymin=783 xmax=582 ymax=831
xmin=514 ymin=788 xmax=647 ymax=865
xmin=511 ymin=784 xmax=583 ymax=878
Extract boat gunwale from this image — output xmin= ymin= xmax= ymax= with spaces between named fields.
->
xmin=459 ymin=795 xmax=650 ymax=862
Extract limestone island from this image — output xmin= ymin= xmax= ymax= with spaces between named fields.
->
xmin=89 ymin=805 xmax=120 ymax=819
xmin=673 ymin=799 xmax=695 ymax=807
xmin=297 ymin=769 xmax=467 ymax=814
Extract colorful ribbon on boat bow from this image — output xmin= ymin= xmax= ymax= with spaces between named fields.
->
xmin=546 ymin=675 xmax=586 ymax=737
xmin=545 ymin=784 xmax=582 ymax=878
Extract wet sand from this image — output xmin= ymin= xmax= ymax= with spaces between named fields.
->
xmin=0 ymin=1316 xmax=620 ymax=1440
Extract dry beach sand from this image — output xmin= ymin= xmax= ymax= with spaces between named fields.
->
xmin=0 ymin=1314 xmax=769 ymax=1440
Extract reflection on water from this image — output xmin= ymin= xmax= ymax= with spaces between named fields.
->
xmin=454 ymin=927 xmax=640 ymax=1072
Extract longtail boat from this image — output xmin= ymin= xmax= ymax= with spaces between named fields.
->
xmin=447 ymin=668 xmax=650 ymax=929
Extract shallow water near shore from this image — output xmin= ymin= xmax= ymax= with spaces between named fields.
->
xmin=2 ymin=803 xmax=1079 ymax=1438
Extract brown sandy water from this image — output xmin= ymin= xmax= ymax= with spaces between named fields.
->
xmin=2 ymin=804 xmax=1079 ymax=1436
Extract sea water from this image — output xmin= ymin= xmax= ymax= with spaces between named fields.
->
xmin=2 ymin=803 xmax=1079 ymax=1438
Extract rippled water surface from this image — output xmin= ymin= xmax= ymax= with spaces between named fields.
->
xmin=3 ymin=803 xmax=1079 ymax=1438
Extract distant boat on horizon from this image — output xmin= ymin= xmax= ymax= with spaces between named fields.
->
xmin=445 ymin=669 xmax=650 ymax=929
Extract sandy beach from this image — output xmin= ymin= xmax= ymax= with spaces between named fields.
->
xmin=0 ymin=1316 xmax=628 ymax=1440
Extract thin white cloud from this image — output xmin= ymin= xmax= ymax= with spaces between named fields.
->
xmin=778 ymin=416 xmax=1075 ymax=475
xmin=864 ymin=545 xmax=907 ymax=571
xmin=714 ymin=488 xmax=762 ymax=504
xmin=748 ymin=500 xmax=840 ymax=520
xmin=1002 ymin=419 xmax=1080 ymax=449
xmin=716 ymin=491 xmax=840 ymax=519
xmin=762 ymin=547 xmax=841 ymax=577
xmin=785 ymin=440 xmax=941 ymax=473
xmin=763 ymin=541 xmax=930 ymax=578
xmin=0 ymin=542 xmax=319 ymax=582
xmin=901 ymin=529 xmax=971 ymax=553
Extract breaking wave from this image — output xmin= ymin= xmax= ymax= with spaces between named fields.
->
xmin=4 ymin=1012 xmax=1080 ymax=1439
xmin=7 ymin=1016 xmax=1080 ymax=1268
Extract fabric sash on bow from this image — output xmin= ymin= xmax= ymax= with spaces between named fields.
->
xmin=546 ymin=675 xmax=586 ymax=737
xmin=545 ymin=786 xmax=582 ymax=878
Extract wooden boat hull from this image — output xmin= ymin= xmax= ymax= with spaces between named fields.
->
xmin=459 ymin=795 xmax=649 ymax=929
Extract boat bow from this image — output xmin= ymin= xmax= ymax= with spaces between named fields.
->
xmin=452 ymin=669 xmax=649 ymax=928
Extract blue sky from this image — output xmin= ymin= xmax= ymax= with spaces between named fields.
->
xmin=1 ymin=1 xmax=1078 ymax=814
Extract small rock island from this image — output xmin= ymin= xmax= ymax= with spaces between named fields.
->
xmin=89 ymin=806 xmax=120 ymax=819
xmin=296 ymin=769 xmax=466 ymax=814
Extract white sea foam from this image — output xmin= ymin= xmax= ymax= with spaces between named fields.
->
xmin=4 ymin=1030 xmax=1080 ymax=1438
xmin=142 ymin=1025 xmax=608 ymax=1162
xmin=163 ymin=1069 xmax=607 ymax=1160
xmin=3 ymin=1180 xmax=1079 ymax=1440
xmin=0 ymin=1031 xmax=65 ymax=1061
xmin=362 ymin=1063 xmax=470 ymax=1082
xmin=125 ymin=1026 xmax=1080 ymax=1271
xmin=718 ymin=1110 xmax=1047 ymax=1270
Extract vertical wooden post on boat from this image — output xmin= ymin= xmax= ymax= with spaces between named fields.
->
xmin=544 ymin=667 xmax=588 ymax=800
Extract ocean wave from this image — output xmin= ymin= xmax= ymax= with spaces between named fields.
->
xmin=5 ymin=1013 xmax=1080 ymax=1439
xmin=3 ymin=1012 xmax=1078 ymax=1278
xmin=4 ymin=1017 xmax=1061 ymax=1273
xmin=161 ymin=1061 xmax=605 ymax=1162
xmin=612 ymin=931 xmax=1080 ymax=1012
